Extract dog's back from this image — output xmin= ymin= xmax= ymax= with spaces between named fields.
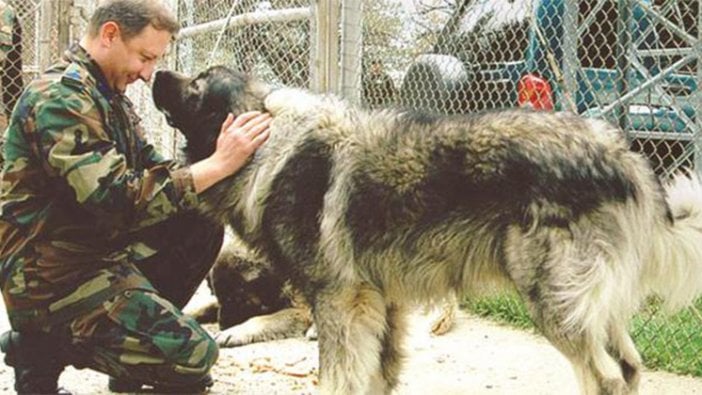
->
xmin=318 ymin=109 xmax=662 ymax=292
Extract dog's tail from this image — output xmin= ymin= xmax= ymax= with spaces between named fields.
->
xmin=646 ymin=173 xmax=702 ymax=311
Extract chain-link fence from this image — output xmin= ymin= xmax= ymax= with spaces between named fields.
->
xmin=167 ymin=0 xmax=313 ymax=154
xmin=387 ymin=0 xmax=701 ymax=179
xmin=0 ymin=1 xmax=29 ymax=131
xmin=0 ymin=0 xmax=76 ymax=137
xmin=9 ymin=0 xmax=702 ymax=378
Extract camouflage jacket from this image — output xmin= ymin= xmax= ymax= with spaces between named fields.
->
xmin=0 ymin=44 xmax=200 ymax=331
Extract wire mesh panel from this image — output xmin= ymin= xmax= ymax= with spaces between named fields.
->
xmin=385 ymin=0 xmax=701 ymax=178
xmin=358 ymin=0 xmax=415 ymax=109
xmin=0 ymin=0 xmax=67 ymax=164
xmin=176 ymin=0 xmax=311 ymax=87
xmin=12 ymin=0 xmax=702 ymax=175
xmin=147 ymin=0 xmax=312 ymax=156
xmin=0 ymin=1 xmax=38 ymax=130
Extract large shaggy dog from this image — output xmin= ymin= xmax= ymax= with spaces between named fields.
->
xmin=152 ymin=66 xmax=702 ymax=395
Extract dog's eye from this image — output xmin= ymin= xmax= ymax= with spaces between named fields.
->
xmin=187 ymin=78 xmax=206 ymax=95
xmin=183 ymin=80 xmax=207 ymax=110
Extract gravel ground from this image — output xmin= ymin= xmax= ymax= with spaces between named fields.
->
xmin=1 ymin=285 xmax=702 ymax=394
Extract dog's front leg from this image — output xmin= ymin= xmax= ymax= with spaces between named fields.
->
xmin=315 ymin=285 xmax=388 ymax=395
xmin=214 ymin=306 xmax=313 ymax=347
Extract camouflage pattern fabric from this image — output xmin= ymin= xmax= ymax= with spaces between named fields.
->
xmin=66 ymin=289 xmax=219 ymax=386
xmin=0 ymin=44 xmax=201 ymax=332
xmin=57 ymin=210 xmax=223 ymax=385
xmin=39 ymin=193 xmax=223 ymax=386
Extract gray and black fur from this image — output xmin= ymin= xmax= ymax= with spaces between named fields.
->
xmin=153 ymin=66 xmax=702 ymax=395
xmin=186 ymin=234 xmax=315 ymax=347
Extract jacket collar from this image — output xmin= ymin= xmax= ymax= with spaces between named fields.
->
xmin=63 ymin=43 xmax=117 ymax=100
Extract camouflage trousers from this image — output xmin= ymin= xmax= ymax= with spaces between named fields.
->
xmin=54 ymin=211 xmax=225 ymax=387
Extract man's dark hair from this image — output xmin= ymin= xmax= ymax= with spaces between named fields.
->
xmin=88 ymin=0 xmax=180 ymax=41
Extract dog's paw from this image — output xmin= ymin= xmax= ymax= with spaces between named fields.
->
xmin=430 ymin=297 xmax=458 ymax=336
xmin=264 ymin=88 xmax=320 ymax=116
xmin=430 ymin=309 xmax=455 ymax=336
xmin=214 ymin=308 xmax=312 ymax=347
xmin=214 ymin=326 xmax=255 ymax=348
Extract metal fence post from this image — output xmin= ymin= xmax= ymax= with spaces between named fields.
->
xmin=340 ymin=0 xmax=362 ymax=104
xmin=38 ymin=0 xmax=54 ymax=73
xmin=176 ymin=0 xmax=195 ymax=74
xmin=56 ymin=0 xmax=72 ymax=52
xmin=562 ymin=0 xmax=578 ymax=112
xmin=166 ymin=0 xmax=178 ymax=71
xmin=310 ymin=0 xmax=340 ymax=94
xmin=616 ymin=0 xmax=632 ymax=137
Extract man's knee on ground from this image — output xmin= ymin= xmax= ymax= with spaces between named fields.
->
xmin=171 ymin=325 xmax=219 ymax=377
xmin=101 ymin=289 xmax=220 ymax=383
xmin=148 ymin=328 xmax=218 ymax=387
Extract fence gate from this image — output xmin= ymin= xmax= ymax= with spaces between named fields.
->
xmin=580 ymin=0 xmax=700 ymax=178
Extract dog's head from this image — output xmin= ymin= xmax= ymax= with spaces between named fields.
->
xmin=152 ymin=66 xmax=270 ymax=162
xmin=210 ymin=248 xmax=290 ymax=329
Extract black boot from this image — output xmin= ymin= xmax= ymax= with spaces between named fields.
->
xmin=108 ymin=373 xmax=214 ymax=393
xmin=152 ymin=374 xmax=215 ymax=393
xmin=0 ymin=330 xmax=71 ymax=395
xmin=107 ymin=376 xmax=143 ymax=392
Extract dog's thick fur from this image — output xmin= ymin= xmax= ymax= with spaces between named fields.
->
xmin=153 ymin=66 xmax=702 ymax=395
xmin=187 ymin=234 xmax=316 ymax=347
xmin=189 ymin=234 xmax=456 ymax=347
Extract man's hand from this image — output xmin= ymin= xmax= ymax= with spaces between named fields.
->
xmin=190 ymin=111 xmax=271 ymax=193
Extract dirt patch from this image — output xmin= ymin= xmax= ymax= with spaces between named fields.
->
xmin=1 ymin=286 xmax=701 ymax=394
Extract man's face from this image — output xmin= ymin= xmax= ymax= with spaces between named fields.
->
xmin=103 ymin=24 xmax=172 ymax=92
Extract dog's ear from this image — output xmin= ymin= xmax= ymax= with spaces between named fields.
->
xmin=242 ymin=78 xmax=272 ymax=113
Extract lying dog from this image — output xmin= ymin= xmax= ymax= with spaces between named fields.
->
xmin=153 ymin=65 xmax=702 ymax=395
xmin=187 ymin=234 xmax=314 ymax=347
xmin=188 ymin=233 xmax=457 ymax=347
